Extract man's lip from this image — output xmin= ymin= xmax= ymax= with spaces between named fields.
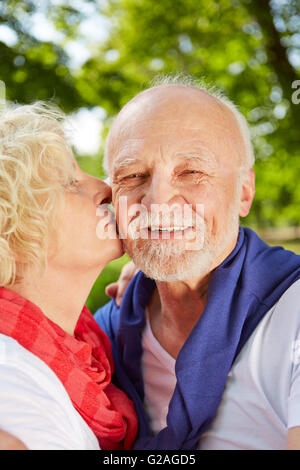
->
xmin=135 ymin=226 xmax=195 ymax=236
xmin=145 ymin=225 xmax=194 ymax=231
xmin=140 ymin=225 xmax=195 ymax=240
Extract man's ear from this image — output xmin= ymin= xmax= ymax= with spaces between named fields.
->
xmin=239 ymin=169 xmax=255 ymax=218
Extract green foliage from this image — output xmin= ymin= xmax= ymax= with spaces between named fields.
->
xmin=86 ymin=254 xmax=130 ymax=312
xmin=0 ymin=0 xmax=85 ymax=111
xmin=75 ymin=154 xmax=106 ymax=179
xmin=280 ymin=240 xmax=300 ymax=255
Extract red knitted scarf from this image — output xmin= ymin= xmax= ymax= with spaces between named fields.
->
xmin=0 ymin=287 xmax=138 ymax=450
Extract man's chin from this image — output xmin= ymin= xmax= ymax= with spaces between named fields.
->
xmin=134 ymin=260 xmax=211 ymax=283
xmin=123 ymin=239 xmax=213 ymax=282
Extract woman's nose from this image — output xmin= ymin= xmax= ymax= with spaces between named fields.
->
xmin=93 ymin=179 xmax=112 ymax=206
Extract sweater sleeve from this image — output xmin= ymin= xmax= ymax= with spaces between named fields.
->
xmin=94 ymin=299 xmax=120 ymax=345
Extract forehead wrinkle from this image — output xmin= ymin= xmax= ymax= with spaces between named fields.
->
xmin=173 ymin=138 xmax=219 ymax=162
xmin=113 ymin=156 xmax=143 ymax=172
xmin=110 ymin=137 xmax=146 ymax=171
xmin=171 ymin=135 xmax=241 ymax=169
xmin=112 ymin=137 xmax=145 ymax=155
xmin=174 ymin=150 xmax=218 ymax=163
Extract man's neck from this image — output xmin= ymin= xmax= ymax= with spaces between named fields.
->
xmin=148 ymin=272 xmax=213 ymax=359
xmin=147 ymin=233 xmax=239 ymax=358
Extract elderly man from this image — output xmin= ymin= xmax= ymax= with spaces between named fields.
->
xmin=94 ymin=76 xmax=300 ymax=451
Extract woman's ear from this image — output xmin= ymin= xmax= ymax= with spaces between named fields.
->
xmin=239 ymin=169 xmax=255 ymax=218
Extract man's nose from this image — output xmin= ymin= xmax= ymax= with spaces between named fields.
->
xmin=141 ymin=173 xmax=181 ymax=208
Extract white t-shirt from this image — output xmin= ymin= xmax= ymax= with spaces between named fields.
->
xmin=141 ymin=279 xmax=300 ymax=450
xmin=0 ymin=334 xmax=100 ymax=450
xmin=142 ymin=319 xmax=177 ymax=434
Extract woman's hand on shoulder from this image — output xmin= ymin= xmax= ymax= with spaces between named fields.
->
xmin=105 ymin=261 xmax=138 ymax=307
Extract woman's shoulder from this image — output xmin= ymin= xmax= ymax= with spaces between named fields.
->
xmin=0 ymin=332 xmax=73 ymax=411
xmin=0 ymin=333 xmax=100 ymax=450
xmin=0 ymin=333 xmax=56 ymax=383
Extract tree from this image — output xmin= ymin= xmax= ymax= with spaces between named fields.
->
xmin=0 ymin=0 xmax=84 ymax=111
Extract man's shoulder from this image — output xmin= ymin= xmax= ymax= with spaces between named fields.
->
xmin=274 ymin=277 xmax=300 ymax=318
xmin=262 ymin=278 xmax=300 ymax=346
xmin=281 ymin=277 xmax=300 ymax=299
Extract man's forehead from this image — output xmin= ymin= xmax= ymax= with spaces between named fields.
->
xmin=107 ymin=86 xmax=245 ymax=169
xmin=109 ymin=122 xmax=232 ymax=165
xmin=111 ymin=121 xmax=228 ymax=152
xmin=112 ymin=137 xmax=220 ymax=171
xmin=113 ymin=135 xmax=218 ymax=152
xmin=113 ymin=114 xmax=230 ymax=137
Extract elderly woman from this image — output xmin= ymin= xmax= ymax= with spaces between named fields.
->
xmin=0 ymin=101 xmax=138 ymax=450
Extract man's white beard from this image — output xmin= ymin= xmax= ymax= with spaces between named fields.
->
xmin=124 ymin=237 xmax=213 ymax=281
xmin=123 ymin=203 xmax=240 ymax=282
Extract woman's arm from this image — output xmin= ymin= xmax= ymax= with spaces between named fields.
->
xmin=0 ymin=429 xmax=27 ymax=450
xmin=287 ymin=426 xmax=300 ymax=449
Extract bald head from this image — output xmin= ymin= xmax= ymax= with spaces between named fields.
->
xmin=104 ymin=83 xmax=254 ymax=174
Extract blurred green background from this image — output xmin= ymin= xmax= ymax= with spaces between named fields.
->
xmin=1 ymin=0 xmax=299 ymax=311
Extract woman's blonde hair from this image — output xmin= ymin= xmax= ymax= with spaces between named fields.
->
xmin=0 ymin=101 xmax=76 ymax=286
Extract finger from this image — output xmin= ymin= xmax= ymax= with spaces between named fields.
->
xmin=105 ymin=282 xmax=118 ymax=299
xmin=116 ymin=277 xmax=134 ymax=306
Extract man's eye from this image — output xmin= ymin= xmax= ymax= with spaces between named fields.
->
xmin=123 ymin=173 xmax=147 ymax=181
xmin=180 ymin=170 xmax=201 ymax=175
